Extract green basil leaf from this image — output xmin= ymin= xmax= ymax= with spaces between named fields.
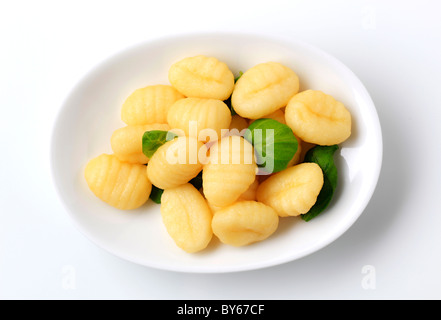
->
xmin=142 ymin=130 xmax=178 ymax=158
xmin=301 ymin=145 xmax=339 ymax=222
xmin=243 ymin=118 xmax=298 ymax=174
xmin=149 ymin=185 xmax=164 ymax=204
xmin=234 ymin=71 xmax=243 ymax=82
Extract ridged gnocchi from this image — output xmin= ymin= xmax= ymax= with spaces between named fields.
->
xmin=285 ymin=90 xmax=352 ymax=145
xmin=169 ymin=55 xmax=235 ymax=100
xmin=84 ymin=154 xmax=152 ymax=210
xmin=84 ymin=54 xmax=352 ymax=254
xmin=203 ymin=136 xmax=257 ymax=207
xmin=147 ymin=136 xmax=207 ymax=189
xmin=167 ymin=98 xmax=232 ymax=142
xmin=121 ymin=85 xmax=184 ymax=126
xmin=232 ymin=62 xmax=299 ymax=119
xmin=256 ymin=162 xmax=324 ymax=217
xmin=110 ymin=123 xmax=170 ymax=164
xmin=204 ymin=177 xmax=259 ymax=213
xmin=161 ymin=184 xmax=212 ymax=253
xmin=212 ymin=201 xmax=279 ymax=246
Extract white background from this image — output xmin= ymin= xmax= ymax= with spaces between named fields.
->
xmin=1 ymin=0 xmax=441 ymax=300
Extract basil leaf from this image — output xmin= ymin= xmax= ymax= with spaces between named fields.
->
xmin=149 ymin=185 xmax=164 ymax=204
xmin=301 ymin=145 xmax=339 ymax=222
xmin=234 ymin=71 xmax=243 ymax=82
xmin=243 ymin=118 xmax=298 ymax=174
xmin=142 ymin=130 xmax=178 ymax=158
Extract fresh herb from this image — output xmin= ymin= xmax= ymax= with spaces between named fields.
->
xmin=234 ymin=71 xmax=243 ymax=82
xmin=142 ymin=130 xmax=178 ymax=158
xmin=243 ymin=118 xmax=298 ymax=174
xmin=149 ymin=185 xmax=164 ymax=204
xmin=301 ymin=145 xmax=339 ymax=222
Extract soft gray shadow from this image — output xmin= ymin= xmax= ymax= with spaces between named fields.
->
xmin=298 ymin=79 xmax=414 ymax=264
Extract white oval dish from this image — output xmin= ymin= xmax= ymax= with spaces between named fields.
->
xmin=51 ymin=33 xmax=382 ymax=273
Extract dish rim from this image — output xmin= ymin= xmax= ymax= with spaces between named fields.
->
xmin=50 ymin=31 xmax=383 ymax=273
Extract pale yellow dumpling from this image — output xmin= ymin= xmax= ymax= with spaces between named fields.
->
xmin=212 ymin=201 xmax=279 ymax=247
xmin=169 ymin=55 xmax=234 ymax=100
xmin=256 ymin=162 xmax=324 ymax=217
xmin=147 ymin=136 xmax=207 ymax=189
xmin=285 ymin=90 xmax=352 ymax=145
xmin=167 ymin=98 xmax=231 ymax=142
xmin=204 ymin=177 xmax=258 ymax=213
xmin=110 ymin=123 xmax=170 ymax=164
xmin=161 ymin=184 xmax=213 ymax=253
xmin=203 ymin=136 xmax=257 ymax=207
xmin=232 ymin=62 xmax=299 ymax=119
xmin=84 ymin=154 xmax=152 ymax=210
xmin=121 ymin=85 xmax=184 ymax=126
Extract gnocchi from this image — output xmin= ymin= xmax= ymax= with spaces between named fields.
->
xmin=84 ymin=154 xmax=152 ymax=210
xmin=203 ymin=135 xmax=257 ymax=207
xmin=212 ymin=201 xmax=279 ymax=246
xmin=256 ymin=162 xmax=324 ymax=217
xmin=231 ymin=62 xmax=299 ymax=119
xmin=285 ymin=90 xmax=352 ymax=145
xmin=110 ymin=123 xmax=170 ymax=164
xmin=167 ymin=97 xmax=232 ymax=142
xmin=169 ymin=55 xmax=235 ymax=100
xmin=84 ymin=54 xmax=352 ymax=254
xmin=161 ymin=184 xmax=212 ymax=253
xmin=205 ymin=177 xmax=259 ymax=213
xmin=121 ymin=84 xmax=184 ymax=126
xmin=147 ymin=136 xmax=207 ymax=190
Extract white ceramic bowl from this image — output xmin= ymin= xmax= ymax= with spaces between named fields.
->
xmin=51 ymin=32 xmax=382 ymax=273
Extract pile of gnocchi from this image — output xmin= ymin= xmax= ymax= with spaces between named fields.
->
xmin=84 ymin=55 xmax=352 ymax=253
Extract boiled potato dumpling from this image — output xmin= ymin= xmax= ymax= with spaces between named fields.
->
xmin=161 ymin=184 xmax=213 ymax=253
xmin=121 ymin=85 xmax=184 ymax=126
xmin=203 ymin=136 xmax=257 ymax=207
xmin=232 ymin=62 xmax=299 ymax=119
xmin=169 ymin=55 xmax=234 ymax=100
xmin=256 ymin=162 xmax=324 ymax=217
xmin=167 ymin=97 xmax=231 ymax=142
xmin=212 ymin=201 xmax=279 ymax=246
xmin=285 ymin=90 xmax=351 ymax=145
xmin=147 ymin=136 xmax=207 ymax=189
xmin=205 ymin=177 xmax=259 ymax=213
xmin=84 ymin=154 xmax=152 ymax=210
xmin=110 ymin=123 xmax=170 ymax=164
